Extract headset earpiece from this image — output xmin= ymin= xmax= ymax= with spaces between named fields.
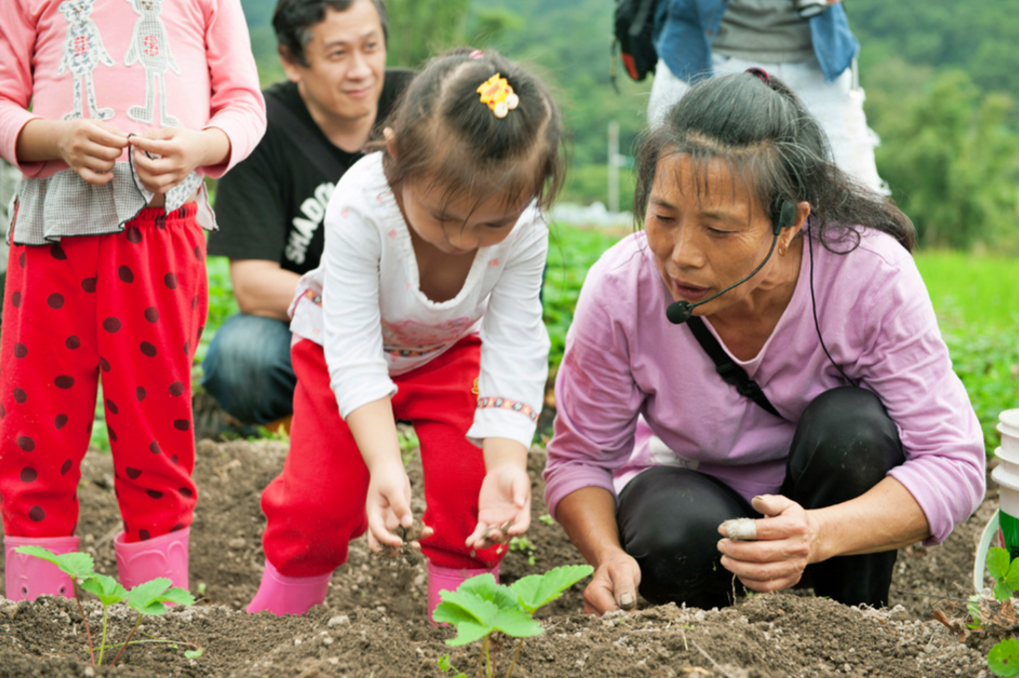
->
xmin=771 ymin=197 xmax=797 ymax=236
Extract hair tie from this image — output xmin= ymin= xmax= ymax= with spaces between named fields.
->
xmin=477 ymin=73 xmax=519 ymax=119
xmin=469 ymin=49 xmax=485 ymax=59
xmin=746 ymin=67 xmax=770 ymax=84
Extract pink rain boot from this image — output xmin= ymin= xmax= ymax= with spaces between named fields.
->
xmin=4 ymin=535 xmax=80 ymax=601
xmin=246 ymin=559 xmax=332 ymax=615
xmin=114 ymin=529 xmax=189 ymax=592
xmin=427 ymin=560 xmax=501 ymax=626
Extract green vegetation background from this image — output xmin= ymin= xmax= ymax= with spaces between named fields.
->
xmin=135 ymin=1 xmax=1017 ymax=457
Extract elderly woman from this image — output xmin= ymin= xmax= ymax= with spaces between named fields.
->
xmin=544 ymin=70 xmax=985 ymax=613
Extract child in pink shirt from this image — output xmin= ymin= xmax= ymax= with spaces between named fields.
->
xmin=0 ymin=0 xmax=265 ymax=601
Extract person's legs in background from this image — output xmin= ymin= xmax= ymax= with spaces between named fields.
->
xmin=201 ymin=313 xmax=296 ymax=427
xmin=646 ymin=55 xmax=887 ymax=196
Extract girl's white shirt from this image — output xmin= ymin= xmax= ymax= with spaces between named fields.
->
xmin=289 ymin=153 xmax=550 ymax=450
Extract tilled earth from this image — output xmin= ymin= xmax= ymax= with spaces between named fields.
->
xmin=0 ymin=437 xmax=999 ymax=677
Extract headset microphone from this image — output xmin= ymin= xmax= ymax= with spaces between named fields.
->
xmin=666 ymin=198 xmax=797 ymax=325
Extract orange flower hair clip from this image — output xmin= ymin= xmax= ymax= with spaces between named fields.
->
xmin=476 ymin=73 xmax=519 ymax=119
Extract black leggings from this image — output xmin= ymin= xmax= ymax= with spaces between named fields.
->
xmin=617 ymin=387 xmax=906 ymax=609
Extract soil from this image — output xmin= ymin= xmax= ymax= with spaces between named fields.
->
xmin=0 ymin=436 xmax=1000 ymax=677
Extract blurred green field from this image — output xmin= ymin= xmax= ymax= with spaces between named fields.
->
xmin=97 ymin=227 xmax=1011 ymax=457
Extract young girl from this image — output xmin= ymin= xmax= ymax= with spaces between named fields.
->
xmin=247 ymin=48 xmax=565 ymax=621
xmin=0 ymin=0 xmax=265 ymax=601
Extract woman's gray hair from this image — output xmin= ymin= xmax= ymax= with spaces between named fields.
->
xmin=633 ymin=72 xmax=915 ymax=253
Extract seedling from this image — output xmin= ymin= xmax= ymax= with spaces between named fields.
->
xmin=980 ymin=547 xmax=1019 ymax=676
xmin=437 ymin=653 xmax=468 ymax=677
xmin=508 ymin=536 xmax=537 ymax=566
xmin=433 ymin=564 xmax=593 ymax=678
xmin=14 ymin=546 xmax=196 ymax=667
xmin=987 ymin=547 xmax=1019 ymax=601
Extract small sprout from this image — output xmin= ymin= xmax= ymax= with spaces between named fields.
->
xmin=14 ymin=546 xmax=196 ymax=668
xmin=14 ymin=546 xmax=95 ymax=580
xmin=197 ymin=581 xmax=207 ymax=597
xmin=434 ymin=565 xmax=593 ymax=678
xmin=989 ymin=638 xmax=1019 ymax=677
xmin=184 ymin=649 xmax=204 ymax=659
xmin=437 ymin=653 xmax=467 ymax=677
xmin=987 ymin=547 xmax=1019 ymax=602
xmin=538 ymin=514 xmax=555 ymax=526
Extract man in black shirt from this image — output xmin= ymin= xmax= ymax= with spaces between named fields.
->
xmin=204 ymin=0 xmax=412 ymax=426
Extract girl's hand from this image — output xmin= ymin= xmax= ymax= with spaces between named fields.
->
xmin=130 ymin=127 xmax=229 ymax=194
xmin=465 ymin=463 xmax=531 ymax=550
xmin=716 ymin=494 xmax=817 ymax=593
xmin=56 ymin=120 xmax=129 ymax=185
xmin=365 ymin=461 xmax=415 ymax=554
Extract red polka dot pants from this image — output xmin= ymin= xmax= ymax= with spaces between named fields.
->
xmin=0 ymin=206 xmax=208 ymax=544
xmin=260 ymin=335 xmax=502 ymax=578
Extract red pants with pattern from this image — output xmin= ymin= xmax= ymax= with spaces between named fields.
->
xmin=0 ymin=206 xmax=208 ymax=543
xmin=261 ymin=335 xmax=502 ymax=578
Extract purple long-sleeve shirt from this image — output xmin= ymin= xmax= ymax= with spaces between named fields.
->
xmin=544 ymin=228 xmax=985 ymax=545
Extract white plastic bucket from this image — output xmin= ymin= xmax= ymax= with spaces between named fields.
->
xmin=975 ymin=410 xmax=1019 ymax=592
xmin=999 ymin=409 xmax=1019 ymax=456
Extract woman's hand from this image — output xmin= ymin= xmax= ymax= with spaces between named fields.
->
xmin=55 ymin=119 xmax=129 ymax=185
xmin=716 ymin=494 xmax=818 ymax=593
xmin=583 ymin=550 xmax=641 ymax=615
xmin=130 ymin=127 xmax=229 ymax=194
xmin=466 ymin=462 xmax=531 ymax=551
xmin=365 ymin=460 xmax=415 ymax=554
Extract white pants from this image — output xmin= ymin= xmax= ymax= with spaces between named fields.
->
xmin=648 ymin=54 xmax=888 ymax=195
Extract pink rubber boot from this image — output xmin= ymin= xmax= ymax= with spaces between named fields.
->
xmin=427 ymin=560 xmax=501 ymax=626
xmin=246 ymin=560 xmax=332 ymax=615
xmin=4 ymin=535 xmax=80 ymax=601
xmin=114 ymin=529 xmax=189 ymax=592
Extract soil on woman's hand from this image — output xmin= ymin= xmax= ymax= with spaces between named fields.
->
xmin=0 ymin=438 xmax=996 ymax=677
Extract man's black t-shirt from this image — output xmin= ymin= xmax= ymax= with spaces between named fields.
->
xmin=208 ymin=69 xmax=414 ymax=274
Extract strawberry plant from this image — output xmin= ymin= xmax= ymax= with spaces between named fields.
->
xmin=14 ymin=546 xmax=197 ymax=667
xmin=433 ymin=564 xmax=593 ymax=678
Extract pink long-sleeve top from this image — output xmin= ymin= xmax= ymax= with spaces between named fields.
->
xmin=544 ymin=228 xmax=986 ymax=546
xmin=0 ymin=0 xmax=266 ymax=241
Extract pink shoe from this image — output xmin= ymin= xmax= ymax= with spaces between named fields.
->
xmin=114 ymin=529 xmax=189 ymax=592
xmin=246 ymin=559 xmax=332 ymax=615
xmin=427 ymin=560 xmax=500 ymax=626
xmin=4 ymin=535 xmax=80 ymax=601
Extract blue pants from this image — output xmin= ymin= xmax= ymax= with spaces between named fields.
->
xmin=201 ymin=313 xmax=296 ymax=425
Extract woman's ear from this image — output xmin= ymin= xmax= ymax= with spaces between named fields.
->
xmin=383 ymin=127 xmax=397 ymax=158
xmin=781 ymin=200 xmax=811 ymax=250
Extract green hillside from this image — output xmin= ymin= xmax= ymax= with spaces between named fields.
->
xmin=238 ymin=0 xmax=1019 ymax=251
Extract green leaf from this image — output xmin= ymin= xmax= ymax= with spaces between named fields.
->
xmin=158 ymin=587 xmax=195 ymax=606
xmin=509 ymin=564 xmax=594 ymax=614
xmin=437 ymin=654 xmax=452 ymax=671
xmin=489 ymin=607 xmax=543 ymax=639
xmin=989 ymin=638 xmax=1019 ymax=677
xmin=128 ymin=578 xmax=174 ymax=615
xmin=433 ymin=590 xmax=499 ymax=626
xmin=80 ymin=574 xmax=127 ymax=606
xmin=443 ymin=620 xmax=492 ymax=647
xmin=995 ymin=581 xmax=1013 ymax=602
xmin=14 ymin=546 xmax=94 ymax=580
xmin=988 ymin=547 xmax=1011 ymax=582
xmin=458 ymin=574 xmax=520 ymax=611
xmin=183 ymin=649 xmax=203 ymax=659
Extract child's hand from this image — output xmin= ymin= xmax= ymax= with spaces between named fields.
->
xmin=56 ymin=120 xmax=129 ymax=185
xmin=365 ymin=461 xmax=416 ymax=554
xmin=466 ymin=463 xmax=531 ymax=551
xmin=130 ymin=127 xmax=229 ymax=195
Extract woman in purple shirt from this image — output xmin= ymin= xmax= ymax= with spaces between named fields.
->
xmin=544 ymin=70 xmax=985 ymax=613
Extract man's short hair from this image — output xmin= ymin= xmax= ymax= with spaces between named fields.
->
xmin=273 ymin=0 xmax=389 ymax=67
